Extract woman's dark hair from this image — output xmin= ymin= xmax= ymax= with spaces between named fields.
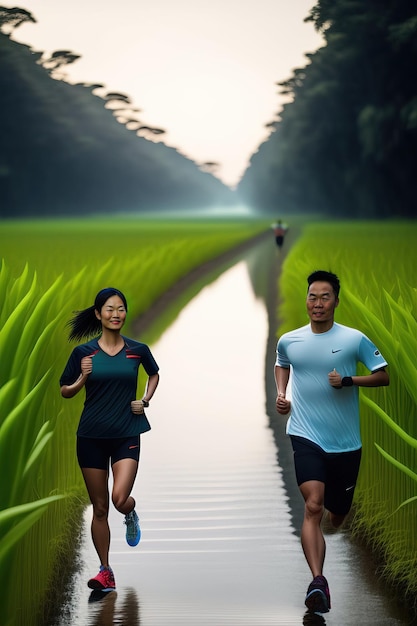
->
xmin=307 ymin=270 xmax=340 ymax=298
xmin=67 ymin=288 xmax=128 ymax=341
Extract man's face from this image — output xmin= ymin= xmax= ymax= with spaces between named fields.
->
xmin=306 ymin=281 xmax=339 ymax=326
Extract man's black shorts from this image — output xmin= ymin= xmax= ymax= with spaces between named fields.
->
xmin=77 ymin=435 xmax=140 ymax=470
xmin=290 ymin=435 xmax=362 ymax=515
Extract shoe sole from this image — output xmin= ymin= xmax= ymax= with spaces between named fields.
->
xmin=126 ymin=534 xmax=141 ymax=547
xmin=305 ymin=589 xmax=329 ymax=613
xmin=126 ymin=527 xmax=141 ymax=546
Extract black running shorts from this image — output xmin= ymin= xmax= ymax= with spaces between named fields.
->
xmin=76 ymin=435 xmax=140 ymax=470
xmin=290 ymin=435 xmax=362 ymax=515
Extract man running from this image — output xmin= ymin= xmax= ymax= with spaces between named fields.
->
xmin=275 ymin=270 xmax=389 ymax=614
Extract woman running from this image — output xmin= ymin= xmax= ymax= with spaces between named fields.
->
xmin=60 ymin=287 xmax=159 ymax=592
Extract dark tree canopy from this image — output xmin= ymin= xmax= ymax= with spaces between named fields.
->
xmin=0 ymin=6 xmax=36 ymax=34
xmin=0 ymin=32 xmax=234 ymax=217
xmin=238 ymin=0 xmax=417 ymax=218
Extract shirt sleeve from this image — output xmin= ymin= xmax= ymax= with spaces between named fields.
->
xmin=59 ymin=347 xmax=82 ymax=386
xmin=276 ymin=337 xmax=291 ymax=368
xmin=139 ymin=344 xmax=159 ymax=376
xmin=358 ymin=334 xmax=388 ymax=372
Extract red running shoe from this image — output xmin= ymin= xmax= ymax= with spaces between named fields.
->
xmin=305 ymin=575 xmax=331 ymax=613
xmin=87 ymin=566 xmax=116 ymax=592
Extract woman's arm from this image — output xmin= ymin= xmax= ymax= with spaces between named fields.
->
xmin=131 ymin=373 xmax=160 ymax=414
xmin=142 ymin=372 xmax=160 ymax=403
xmin=60 ymin=356 xmax=92 ymax=398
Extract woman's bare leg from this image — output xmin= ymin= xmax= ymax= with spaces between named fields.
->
xmin=81 ymin=467 xmax=110 ymax=566
xmin=112 ymin=458 xmax=139 ymax=514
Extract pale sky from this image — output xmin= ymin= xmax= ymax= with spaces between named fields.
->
xmin=8 ymin=0 xmax=323 ymax=187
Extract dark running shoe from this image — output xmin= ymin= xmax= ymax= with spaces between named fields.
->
xmin=305 ymin=575 xmax=331 ymax=613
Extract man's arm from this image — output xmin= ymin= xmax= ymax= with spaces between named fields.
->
xmin=329 ymin=368 xmax=389 ymax=388
xmin=275 ymin=365 xmax=291 ymax=414
xmin=352 ymin=368 xmax=389 ymax=387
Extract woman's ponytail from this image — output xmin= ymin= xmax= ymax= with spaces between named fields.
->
xmin=67 ymin=305 xmax=101 ymax=341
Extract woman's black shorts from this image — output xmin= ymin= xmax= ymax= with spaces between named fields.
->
xmin=290 ymin=435 xmax=362 ymax=515
xmin=77 ymin=435 xmax=140 ymax=470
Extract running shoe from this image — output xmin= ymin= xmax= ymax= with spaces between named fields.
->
xmin=305 ymin=575 xmax=331 ymax=613
xmin=87 ymin=566 xmax=116 ymax=591
xmin=124 ymin=509 xmax=141 ymax=546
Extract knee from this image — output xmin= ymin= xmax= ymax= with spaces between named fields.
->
xmin=304 ymin=497 xmax=324 ymax=521
xmin=112 ymin=491 xmax=131 ymax=512
xmin=92 ymin=500 xmax=109 ymax=521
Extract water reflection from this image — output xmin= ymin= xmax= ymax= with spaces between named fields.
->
xmin=87 ymin=588 xmax=140 ymax=626
xmin=303 ymin=612 xmax=326 ymax=625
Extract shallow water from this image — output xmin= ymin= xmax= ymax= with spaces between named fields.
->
xmin=55 ymin=258 xmax=412 ymax=625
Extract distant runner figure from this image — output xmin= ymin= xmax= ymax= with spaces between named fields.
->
xmin=60 ymin=287 xmax=160 ymax=593
xmin=271 ymin=219 xmax=289 ymax=249
xmin=274 ymin=270 xmax=389 ymax=615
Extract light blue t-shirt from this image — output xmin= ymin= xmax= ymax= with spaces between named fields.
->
xmin=276 ymin=322 xmax=387 ymax=452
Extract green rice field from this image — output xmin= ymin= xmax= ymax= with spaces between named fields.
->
xmin=0 ymin=216 xmax=269 ymax=626
xmin=0 ymin=216 xmax=416 ymax=623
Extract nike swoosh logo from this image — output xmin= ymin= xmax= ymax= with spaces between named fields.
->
xmin=345 ymin=485 xmax=355 ymax=492
xmin=129 ymin=445 xmax=139 ymax=450
xmin=332 ymin=349 xmax=342 ymax=353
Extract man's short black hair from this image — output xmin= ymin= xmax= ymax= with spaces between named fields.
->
xmin=307 ymin=270 xmax=340 ymax=298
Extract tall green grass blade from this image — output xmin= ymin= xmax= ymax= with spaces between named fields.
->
xmin=23 ymin=431 xmax=54 ymax=477
xmin=31 ymin=420 xmax=52 ymax=449
xmin=0 ymin=495 xmax=65 ymax=564
xmin=392 ymin=496 xmax=417 ymax=513
xmin=374 ymin=443 xmax=417 ymax=484
xmin=0 ymin=271 xmax=37 ymax=385
xmin=10 ymin=275 xmax=64 ymax=379
xmin=0 ymin=378 xmax=18 ymax=425
xmin=362 ymin=396 xmax=417 ymax=448
xmin=0 ymin=371 xmax=51 ymax=443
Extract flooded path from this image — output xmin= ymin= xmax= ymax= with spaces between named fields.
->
xmin=56 ymin=241 xmax=411 ymax=625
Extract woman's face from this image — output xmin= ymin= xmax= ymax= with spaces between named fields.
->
xmin=95 ymin=295 xmax=127 ymax=330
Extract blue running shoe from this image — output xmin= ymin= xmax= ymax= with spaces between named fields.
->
xmin=124 ymin=509 xmax=141 ymax=546
xmin=305 ymin=575 xmax=331 ymax=613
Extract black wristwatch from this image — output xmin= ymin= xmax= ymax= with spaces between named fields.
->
xmin=142 ymin=399 xmax=149 ymax=407
xmin=341 ymin=376 xmax=353 ymax=387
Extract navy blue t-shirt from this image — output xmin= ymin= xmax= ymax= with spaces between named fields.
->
xmin=60 ymin=336 xmax=159 ymax=438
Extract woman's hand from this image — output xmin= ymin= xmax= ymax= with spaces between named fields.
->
xmin=131 ymin=400 xmax=145 ymax=415
xmin=276 ymin=393 xmax=291 ymax=415
xmin=61 ymin=359 xmax=91 ymax=399
xmin=81 ymin=356 xmax=93 ymax=376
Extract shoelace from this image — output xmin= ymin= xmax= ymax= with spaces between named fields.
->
xmin=125 ymin=513 xmax=138 ymax=534
xmin=101 ymin=568 xmax=114 ymax=586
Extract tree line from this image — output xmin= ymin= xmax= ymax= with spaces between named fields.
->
xmin=238 ymin=0 xmax=417 ymax=218
xmin=0 ymin=7 xmax=234 ymax=217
